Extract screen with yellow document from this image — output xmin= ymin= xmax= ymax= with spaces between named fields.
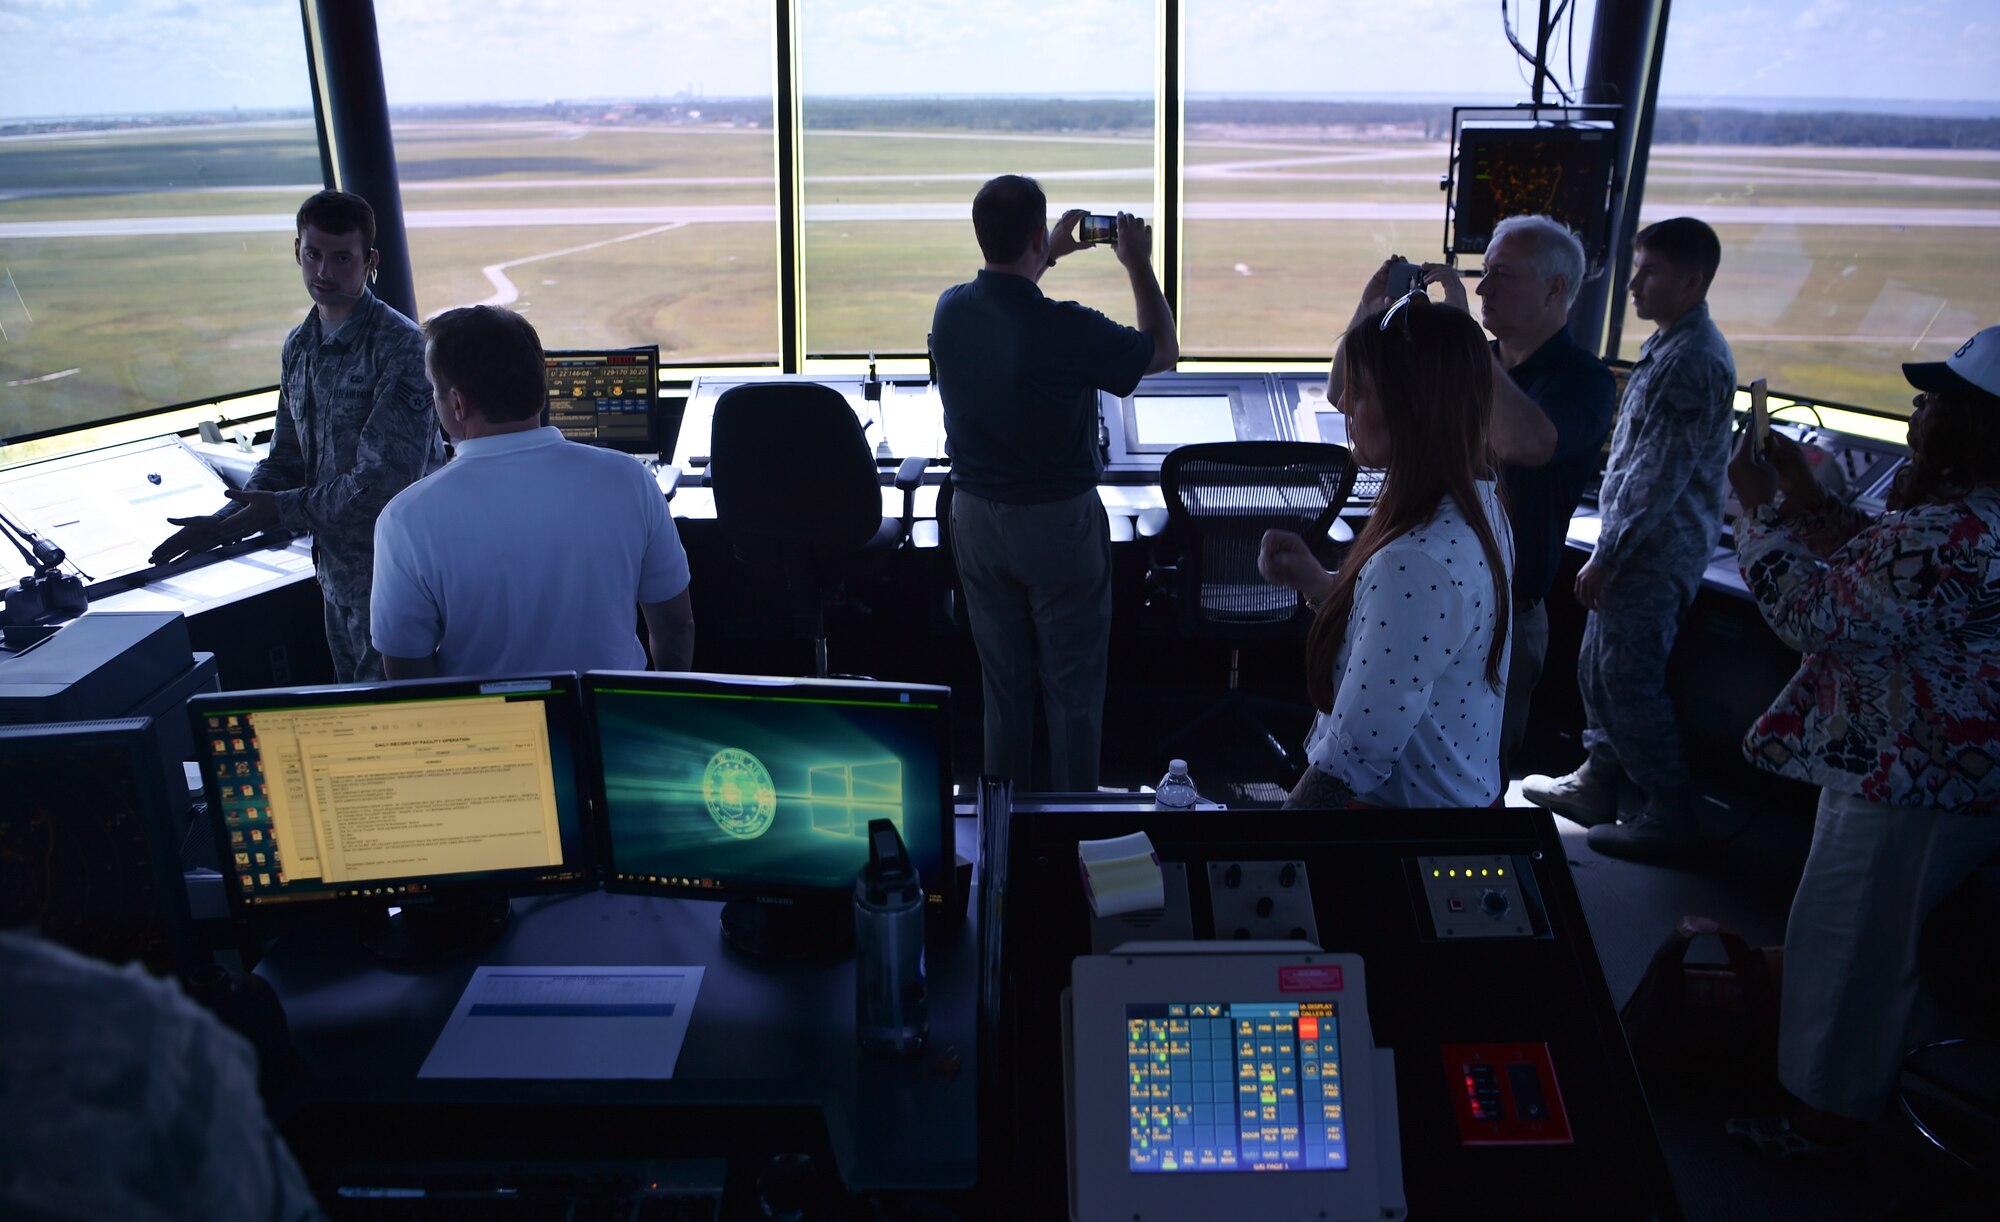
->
xmin=191 ymin=675 xmax=593 ymax=923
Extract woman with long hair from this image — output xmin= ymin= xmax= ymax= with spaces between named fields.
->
xmin=1723 ymin=330 xmax=2000 ymax=1158
xmin=1259 ymin=284 xmax=1515 ymax=809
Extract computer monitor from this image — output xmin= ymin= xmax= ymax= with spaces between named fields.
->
xmin=586 ymin=672 xmax=954 ymax=955
xmin=1107 ymin=374 xmax=1279 ymax=462
xmin=0 ymin=717 xmax=195 ymax=975
xmin=188 ymin=675 xmax=595 ymax=938
xmin=543 ymin=346 xmax=661 ymax=453
xmin=1450 ymin=125 xmax=1615 ymax=267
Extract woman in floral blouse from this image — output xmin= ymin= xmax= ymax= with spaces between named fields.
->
xmin=1724 ymin=327 xmax=2000 ymax=1157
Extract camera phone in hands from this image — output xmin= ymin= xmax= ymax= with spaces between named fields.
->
xmin=1080 ymin=214 xmax=1118 ymax=245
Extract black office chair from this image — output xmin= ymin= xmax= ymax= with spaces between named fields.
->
xmin=709 ymin=382 xmax=925 ymax=677
xmin=1153 ymin=441 xmax=1357 ymax=783
xmin=910 ymin=472 xmax=968 ymax=629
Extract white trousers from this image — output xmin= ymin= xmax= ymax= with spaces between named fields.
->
xmin=1778 ymin=787 xmax=2000 ymax=1119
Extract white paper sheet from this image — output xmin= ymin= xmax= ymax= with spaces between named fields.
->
xmin=419 ymin=965 xmax=705 ymax=1079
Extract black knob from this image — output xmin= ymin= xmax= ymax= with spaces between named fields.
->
xmin=1234 ymin=927 xmax=1251 ymax=940
xmin=1279 ymin=863 xmax=1298 ymax=888
xmin=1480 ymin=890 xmax=1509 ymax=916
xmin=1223 ymin=864 xmax=1242 ymax=888
xmin=1255 ymin=897 xmax=1275 ymax=918
xmin=1289 ymin=927 xmax=1308 ymax=940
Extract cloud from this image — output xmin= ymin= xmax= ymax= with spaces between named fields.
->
xmin=1791 ymin=0 xmax=1852 ymax=32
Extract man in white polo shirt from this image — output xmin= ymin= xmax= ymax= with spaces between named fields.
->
xmin=371 ymin=306 xmax=694 ymax=678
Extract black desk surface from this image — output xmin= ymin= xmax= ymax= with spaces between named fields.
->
xmin=991 ymin=804 xmax=1680 ymax=1220
xmin=254 ymin=882 xmax=979 ymax=1192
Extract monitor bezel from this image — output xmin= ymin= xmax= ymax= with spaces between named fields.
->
xmin=189 ymin=674 xmax=597 ymax=929
xmin=1111 ymin=374 xmax=1276 ymax=458
xmin=583 ymin=670 xmax=957 ymax=918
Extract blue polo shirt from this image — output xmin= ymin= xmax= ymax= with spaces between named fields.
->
xmin=931 ymin=269 xmax=1154 ymax=503
xmin=1496 ymin=328 xmax=1617 ymax=605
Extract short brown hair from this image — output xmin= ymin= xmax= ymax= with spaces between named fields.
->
xmin=423 ymin=306 xmax=546 ymax=423
xmin=296 ymin=189 xmax=376 ymax=251
xmin=1634 ymin=216 xmax=1722 ymax=289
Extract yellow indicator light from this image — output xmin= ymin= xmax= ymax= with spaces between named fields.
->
xmin=1432 ymin=869 xmax=1439 ymax=877
xmin=1481 ymin=869 xmax=1489 ymax=876
xmin=1497 ymin=868 xmax=1505 ymax=876
xmin=1448 ymin=869 xmax=1456 ymax=877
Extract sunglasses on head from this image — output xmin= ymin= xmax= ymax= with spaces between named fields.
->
xmin=1379 ymin=287 xmax=1429 ymax=332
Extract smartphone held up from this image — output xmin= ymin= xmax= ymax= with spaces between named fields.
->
xmin=1079 ymin=214 xmax=1118 ymax=246
xmin=1385 ymin=259 xmax=1423 ymax=299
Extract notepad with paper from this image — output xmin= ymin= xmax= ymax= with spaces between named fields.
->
xmin=419 ymin=965 xmax=704 ymax=1079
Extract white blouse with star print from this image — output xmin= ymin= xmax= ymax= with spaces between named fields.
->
xmin=1304 ymin=479 xmax=1514 ymax=808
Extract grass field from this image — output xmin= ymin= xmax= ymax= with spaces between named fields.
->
xmin=5 ymin=116 xmax=1997 ymax=442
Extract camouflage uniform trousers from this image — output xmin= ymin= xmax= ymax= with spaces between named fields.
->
xmin=322 ymin=595 xmax=383 ymax=683
xmin=1577 ymin=567 xmax=1700 ymax=792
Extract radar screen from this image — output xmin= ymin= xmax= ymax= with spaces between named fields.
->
xmin=1452 ymin=126 xmax=1614 ymax=265
xmin=544 ymin=346 xmax=660 ymax=452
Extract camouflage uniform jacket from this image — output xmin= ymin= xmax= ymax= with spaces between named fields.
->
xmin=245 ymin=290 xmax=443 ymax=605
xmin=1592 ymin=300 xmax=1737 ymax=581
xmin=1736 ymin=486 xmax=2000 ymax=812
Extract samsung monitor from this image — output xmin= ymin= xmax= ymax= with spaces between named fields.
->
xmin=587 ymin=671 xmax=954 ymax=955
xmin=189 ymin=675 xmax=594 ymax=950
xmin=0 ymin=717 xmax=195 ymax=974
xmin=543 ymin=346 xmax=661 ymax=453
xmin=1450 ymin=125 xmax=1615 ymax=267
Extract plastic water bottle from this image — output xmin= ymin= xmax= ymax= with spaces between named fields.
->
xmin=1155 ymin=759 xmax=1201 ymax=810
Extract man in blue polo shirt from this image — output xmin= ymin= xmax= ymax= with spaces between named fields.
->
xmin=1428 ymin=215 xmax=1617 ymax=773
xmin=370 ymin=306 xmax=694 ymax=679
xmin=930 ymin=174 xmax=1178 ymax=790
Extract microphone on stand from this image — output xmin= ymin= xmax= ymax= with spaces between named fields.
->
xmin=0 ymin=507 xmax=88 ymax=640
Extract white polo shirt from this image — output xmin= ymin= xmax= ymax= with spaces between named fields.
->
xmin=371 ymin=427 xmax=690 ymax=676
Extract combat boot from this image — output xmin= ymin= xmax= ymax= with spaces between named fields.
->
xmin=1586 ymin=787 xmax=1699 ymax=862
xmin=1520 ymin=758 xmax=1620 ymax=827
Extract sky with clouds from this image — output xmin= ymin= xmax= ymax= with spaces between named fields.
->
xmin=1 ymin=0 xmax=1995 ymax=120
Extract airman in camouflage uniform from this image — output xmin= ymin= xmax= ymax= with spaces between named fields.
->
xmin=1523 ymin=218 xmax=1736 ymax=860
xmin=247 ymin=288 xmax=442 ymax=680
xmin=152 ymin=190 xmax=442 ymax=681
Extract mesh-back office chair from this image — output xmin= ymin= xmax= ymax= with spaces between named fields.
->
xmin=1155 ymin=441 xmax=1357 ymax=782
xmin=709 ymin=382 xmax=924 ymax=677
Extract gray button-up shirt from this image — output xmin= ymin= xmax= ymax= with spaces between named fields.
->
xmin=1592 ymin=299 xmax=1737 ymax=581
xmin=245 ymin=290 xmax=443 ymax=606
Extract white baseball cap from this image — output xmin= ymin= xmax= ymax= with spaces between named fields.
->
xmin=1905 ymin=325 xmax=2000 ymax=399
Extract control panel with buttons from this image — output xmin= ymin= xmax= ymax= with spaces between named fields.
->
xmin=1206 ymin=859 xmax=1320 ymax=944
xmin=1440 ymin=1042 xmax=1573 ymax=1145
xmin=1415 ymin=855 xmax=1537 ymax=938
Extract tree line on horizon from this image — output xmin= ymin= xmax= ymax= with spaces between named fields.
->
xmin=7 ymin=97 xmax=1996 ymax=150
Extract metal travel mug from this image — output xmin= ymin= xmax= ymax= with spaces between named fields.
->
xmin=854 ymin=817 xmax=928 ymax=1055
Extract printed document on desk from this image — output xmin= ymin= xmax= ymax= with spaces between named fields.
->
xmin=420 ymin=965 xmax=705 ymax=1079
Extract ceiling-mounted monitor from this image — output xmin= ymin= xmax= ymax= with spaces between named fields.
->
xmin=1447 ymin=113 xmax=1618 ymax=271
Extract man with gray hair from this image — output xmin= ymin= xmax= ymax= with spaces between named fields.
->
xmin=1424 ymin=214 xmax=1616 ymax=771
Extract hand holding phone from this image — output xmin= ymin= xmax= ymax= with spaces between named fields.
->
xmin=1385 ymin=259 xmax=1423 ymax=299
xmin=1750 ymin=377 xmax=1771 ymax=456
xmin=1079 ymin=214 xmax=1118 ymax=246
